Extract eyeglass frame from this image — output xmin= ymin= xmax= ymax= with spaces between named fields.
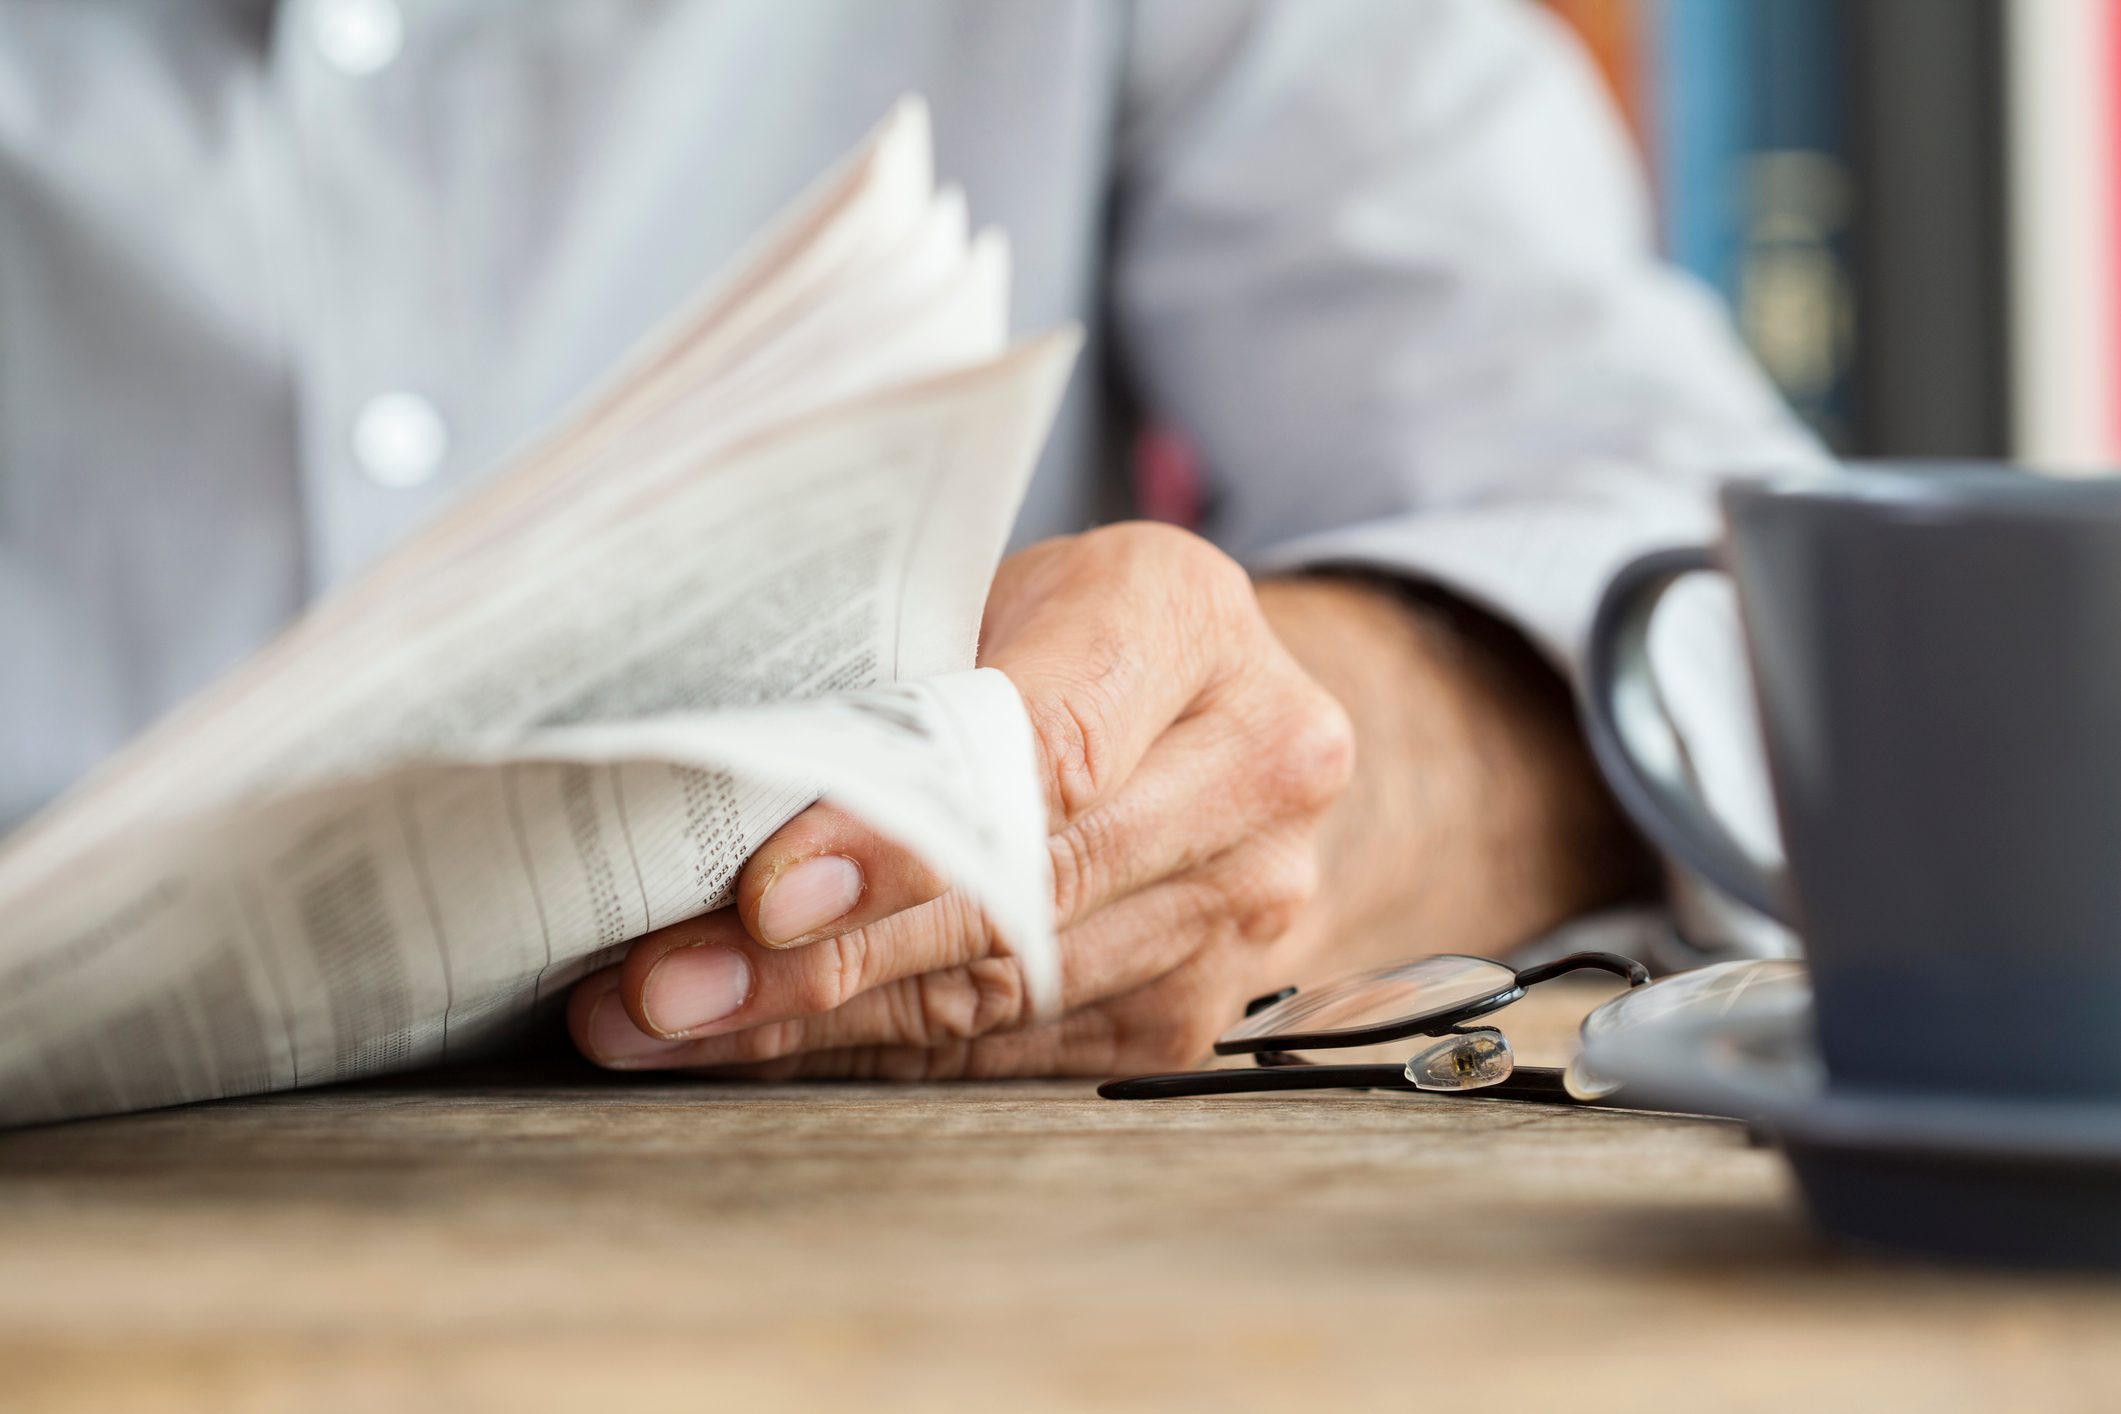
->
xmin=1097 ymin=950 xmax=1649 ymax=1104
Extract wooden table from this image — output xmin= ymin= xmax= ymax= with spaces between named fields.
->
xmin=3 ymin=981 xmax=2117 ymax=1412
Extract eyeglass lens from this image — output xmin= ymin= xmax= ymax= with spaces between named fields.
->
xmin=1218 ymin=954 xmax=1521 ymax=1049
xmin=1563 ymin=958 xmax=1809 ymax=1099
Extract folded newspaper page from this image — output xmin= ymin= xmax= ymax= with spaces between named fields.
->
xmin=0 ymin=98 xmax=1074 ymax=1127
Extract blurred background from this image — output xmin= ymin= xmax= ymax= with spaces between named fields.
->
xmin=1542 ymin=0 xmax=2115 ymax=474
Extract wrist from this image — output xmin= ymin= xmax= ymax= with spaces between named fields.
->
xmin=1254 ymin=572 xmax=1655 ymax=969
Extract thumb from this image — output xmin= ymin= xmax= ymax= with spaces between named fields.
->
xmin=737 ymin=800 xmax=950 ymax=948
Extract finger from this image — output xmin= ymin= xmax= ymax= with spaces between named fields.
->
xmin=578 ymin=888 xmax=1003 ymax=1059
xmin=567 ymin=964 xmax=645 ymax=1066
xmin=698 ymin=975 xmax=1229 ymax=1081
xmin=720 ymin=637 xmax=1286 ymax=950
xmin=1048 ymin=686 xmax=1341 ymax=926
xmin=692 ymin=1010 xmax=1106 ymax=1082
xmin=979 ymin=526 xmax=1253 ymax=827
xmin=734 ymin=800 xmax=948 ymax=948
xmin=678 ymin=661 xmax=1314 ymax=1012
xmin=608 ymin=832 xmax=1318 ymax=1068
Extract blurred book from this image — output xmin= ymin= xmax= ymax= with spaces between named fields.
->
xmin=2004 ymin=0 xmax=2119 ymax=473
xmin=1739 ymin=0 xmax=1855 ymax=450
xmin=1546 ymin=0 xmax=1857 ymax=449
xmin=1848 ymin=0 xmax=2008 ymax=460
xmin=1544 ymin=0 xmax=2121 ymax=469
xmin=1648 ymin=0 xmax=1754 ymax=313
xmin=1546 ymin=0 xmax=1650 ymax=151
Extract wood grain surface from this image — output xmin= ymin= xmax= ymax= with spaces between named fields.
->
xmin=2 ymin=981 xmax=2116 ymax=1412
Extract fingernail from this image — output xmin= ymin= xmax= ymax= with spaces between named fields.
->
xmin=641 ymin=945 xmax=753 ymax=1035
xmin=587 ymin=991 xmax=687 ymax=1067
xmin=757 ymin=854 xmax=863 ymax=945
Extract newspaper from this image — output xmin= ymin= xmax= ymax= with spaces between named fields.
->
xmin=0 ymin=99 xmax=1074 ymax=1127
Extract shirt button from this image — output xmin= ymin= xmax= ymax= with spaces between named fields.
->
xmin=312 ymin=0 xmax=405 ymax=76
xmin=351 ymin=393 xmax=449 ymax=488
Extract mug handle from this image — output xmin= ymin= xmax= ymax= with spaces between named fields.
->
xmin=1581 ymin=546 xmax=1795 ymax=924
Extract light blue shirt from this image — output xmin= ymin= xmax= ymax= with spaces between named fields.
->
xmin=0 ymin=0 xmax=1821 ymax=953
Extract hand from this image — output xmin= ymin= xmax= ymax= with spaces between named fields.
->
xmin=566 ymin=522 xmax=1361 ymax=1079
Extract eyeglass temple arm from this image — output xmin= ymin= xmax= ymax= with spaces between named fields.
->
xmin=1096 ymin=1065 xmax=1578 ymax=1103
xmin=1513 ymin=951 xmax=1650 ymax=988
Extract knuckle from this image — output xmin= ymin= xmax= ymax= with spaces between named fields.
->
xmin=1046 ymin=822 xmax=1099 ymax=924
xmin=912 ymin=959 xmax=1028 ymax=1043
xmin=1092 ymin=521 xmax=1254 ymax=621
xmin=1183 ymin=548 xmax=1257 ymax=624
xmin=1198 ymin=547 xmax=1257 ymax=614
xmin=965 ymin=957 xmax=1031 ymax=1034
xmin=789 ymin=931 xmax=869 ymax=1015
xmin=1086 ymin=518 xmax=1209 ymax=564
xmin=721 ymin=1020 xmax=804 ymax=1065
xmin=879 ymin=975 xmax=935 ymax=1045
xmin=1240 ymin=897 xmax=1303 ymax=947
xmin=1026 ymin=688 xmax=1117 ymax=822
xmin=1129 ymin=519 xmax=1239 ymax=576
xmin=1047 ymin=806 xmax=1123 ymax=923
xmin=1231 ymin=843 xmax=1320 ymax=944
xmin=1271 ymin=688 xmax=1357 ymax=812
xmin=912 ymin=971 xmax=976 ymax=1044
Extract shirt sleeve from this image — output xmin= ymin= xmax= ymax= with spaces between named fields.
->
xmin=1113 ymin=0 xmax=1825 ymax=961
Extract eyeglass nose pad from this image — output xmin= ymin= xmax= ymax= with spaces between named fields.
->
xmin=1243 ymin=986 xmax=1298 ymax=1018
xmin=1403 ymin=1027 xmax=1514 ymax=1092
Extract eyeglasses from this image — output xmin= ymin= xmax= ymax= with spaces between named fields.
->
xmin=1098 ymin=950 xmax=1653 ymax=1105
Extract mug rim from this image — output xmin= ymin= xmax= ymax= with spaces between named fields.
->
xmin=1725 ymin=462 xmax=2121 ymax=521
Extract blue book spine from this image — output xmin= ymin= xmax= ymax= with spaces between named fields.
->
xmin=1752 ymin=0 xmax=1841 ymax=155
xmin=1748 ymin=0 xmax=1853 ymax=442
xmin=1652 ymin=0 xmax=1755 ymax=306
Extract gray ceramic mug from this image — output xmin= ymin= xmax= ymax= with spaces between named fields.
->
xmin=1583 ymin=466 xmax=2121 ymax=1100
